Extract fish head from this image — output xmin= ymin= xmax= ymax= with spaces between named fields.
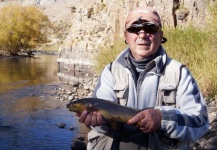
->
xmin=66 ymin=100 xmax=86 ymax=113
xmin=66 ymin=98 xmax=98 ymax=113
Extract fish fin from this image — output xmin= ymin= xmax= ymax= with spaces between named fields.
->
xmin=137 ymin=107 xmax=154 ymax=112
xmin=136 ymin=121 xmax=142 ymax=127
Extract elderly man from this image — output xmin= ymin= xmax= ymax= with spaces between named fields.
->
xmin=77 ymin=6 xmax=209 ymax=150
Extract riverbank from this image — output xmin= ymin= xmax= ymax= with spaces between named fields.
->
xmin=56 ymin=77 xmax=217 ymax=150
xmin=0 ymin=50 xmax=58 ymax=58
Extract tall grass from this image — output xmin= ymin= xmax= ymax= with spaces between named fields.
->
xmin=93 ymin=38 xmax=126 ymax=73
xmin=163 ymin=2 xmax=217 ymax=98
xmin=94 ymin=3 xmax=217 ymax=98
xmin=163 ymin=26 xmax=217 ymax=98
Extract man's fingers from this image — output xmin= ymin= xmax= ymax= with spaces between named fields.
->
xmin=127 ymin=109 xmax=162 ymax=133
xmin=84 ymin=112 xmax=93 ymax=126
xmin=127 ymin=111 xmax=146 ymax=125
xmin=91 ymin=112 xmax=98 ymax=127
xmin=96 ymin=112 xmax=108 ymax=125
xmin=78 ymin=111 xmax=107 ymax=127
xmin=79 ymin=110 xmax=89 ymax=123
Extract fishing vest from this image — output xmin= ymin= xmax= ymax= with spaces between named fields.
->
xmin=108 ymin=58 xmax=188 ymax=150
xmin=87 ymin=58 xmax=188 ymax=150
xmin=110 ymin=57 xmax=185 ymax=108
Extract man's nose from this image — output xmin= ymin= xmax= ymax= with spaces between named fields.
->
xmin=138 ymin=30 xmax=147 ymax=38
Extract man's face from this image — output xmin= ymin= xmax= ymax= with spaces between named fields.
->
xmin=124 ymin=21 xmax=163 ymax=60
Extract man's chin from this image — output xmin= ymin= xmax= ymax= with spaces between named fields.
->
xmin=138 ymin=50 xmax=153 ymax=58
xmin=137 ymin=45 xmax=150 ymax=51
xmin=137 ymin=48 xmax=150 ymax=53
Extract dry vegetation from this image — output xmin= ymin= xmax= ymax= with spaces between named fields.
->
xmin=0 ymin=4 xmax=53 ymax=56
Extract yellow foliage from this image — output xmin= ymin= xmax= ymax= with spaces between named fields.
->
xmin=0 ymin=4 xmax=53 ymax=55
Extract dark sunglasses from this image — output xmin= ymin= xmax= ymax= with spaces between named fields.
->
xmin=126 ymin=22 xmax=161 ymax=34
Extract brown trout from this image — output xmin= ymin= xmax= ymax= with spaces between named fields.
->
xmin=66 ymin=97 xmax=139 ymax=123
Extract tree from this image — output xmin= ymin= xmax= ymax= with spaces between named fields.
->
xmin=0 ymin=4 xmax=53 ymax=56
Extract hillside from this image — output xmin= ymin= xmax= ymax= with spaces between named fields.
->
xmin=0 ymin=0 xmax=215 ymax=65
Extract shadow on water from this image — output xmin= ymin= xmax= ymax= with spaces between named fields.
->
xmin=0 ymin=54 xmax=90 ymax=150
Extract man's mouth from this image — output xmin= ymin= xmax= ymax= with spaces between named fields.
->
xmin=138 ymin=43 xmax=146 ymax=45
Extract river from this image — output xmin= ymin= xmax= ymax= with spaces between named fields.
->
xmin=0 ymin=54 xmax=88 ymax=150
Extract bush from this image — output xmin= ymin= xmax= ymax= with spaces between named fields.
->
xmin=0 ymin=4 xmax=53 ymax=56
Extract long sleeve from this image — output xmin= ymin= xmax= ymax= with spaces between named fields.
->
xmin=156 ymin=67 xmax=209 ymax=141
xmin=93 ymin=64 xmax=117 ymax=102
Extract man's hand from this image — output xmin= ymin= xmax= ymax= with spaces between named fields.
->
xmin=127 ymin=109 xmax=162 ymax=133
xmin=76 ymin=111 xmax=109 ymax=127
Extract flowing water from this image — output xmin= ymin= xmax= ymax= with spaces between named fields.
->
xmin=0 ymin=54 xmax=87 ymax=150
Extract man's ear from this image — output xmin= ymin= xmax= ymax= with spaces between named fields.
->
xmin=160 ymin=30 xmax=167 ymax=43
xmin=162 ymin=37 xmax=167 ymax=43
xmin=124 ymin=31 xmax=128 ymax=44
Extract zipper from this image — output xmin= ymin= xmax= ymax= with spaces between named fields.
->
xmin=137 ymin=61 xmax=156 ymax=108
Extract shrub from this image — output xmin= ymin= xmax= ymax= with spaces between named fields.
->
xmin=0 ymin=4 xmax=53 ymax=56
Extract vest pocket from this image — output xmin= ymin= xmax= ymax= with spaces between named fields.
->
xmin=87 ymin=130 xmax=111 ymax=150
xmin=113 ymin=84 xmax=129 ymax=106
xmin=159 ymin=84 xmax=177 ymax=107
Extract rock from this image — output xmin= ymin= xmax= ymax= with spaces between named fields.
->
xmin=69 ymin=127 xmax=76 ymax=130
xmin=72 ymin=81 xmax=80 ymax=87
xmin=209 ymin=112 xmax=217 ymax=124
xmin=83 ymin=86 xmax=89 ymax=90
xmin=72 ymin=88 xmax=77 ymax=92
xmin=59 ymin=98 xmax=65 ymax=101
xmin=57 ymin=122 xmax=66 ymax=128
xmin=74 ymin=136 xmax=85 ymax=141
xmin=68 ymin=95 xmax=75 ymax=101
xmin=66 ymin=90 xmax=73 ymax=95
xmin=55 ymin=106 xmax=61 ymax=109
xmin=71 ymin=139 xmax=86 ymax=150
xmin=87 ymin=92 xmax=93 ymax=97
xmin=211 ymin=122 xmax=217 ymax=128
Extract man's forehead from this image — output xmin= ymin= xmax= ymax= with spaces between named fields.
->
xmin=125 ymin=6 xmax=161 ymax=27
xmin=132 ymin=9 xmax=152 ymax=14
xmin=131 ymin=18 xmax=149 ymax=24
